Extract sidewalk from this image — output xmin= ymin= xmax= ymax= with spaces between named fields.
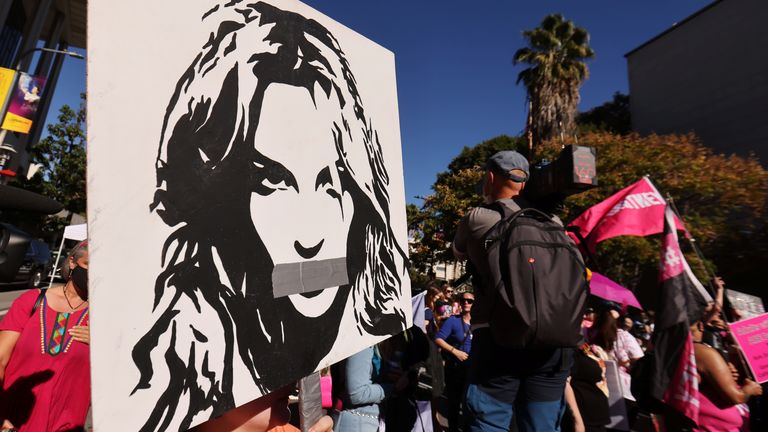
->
xmin=0 ymin=288 xmax=26 ymax=319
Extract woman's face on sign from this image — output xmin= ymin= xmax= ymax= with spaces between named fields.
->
xmin=249 ymin=83 xmax=355 ymax=316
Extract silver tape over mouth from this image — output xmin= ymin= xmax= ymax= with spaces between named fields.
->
xmin=272 ymin=257 xmax=349 ymax=298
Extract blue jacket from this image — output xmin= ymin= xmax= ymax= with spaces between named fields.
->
xmin=436 ymin=315 xmax=472 ymax=353
xmin=340 ymin=346 xmax=387 ymax=417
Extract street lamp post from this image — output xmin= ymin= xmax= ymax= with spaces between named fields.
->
xmin=14 ymin=47 xmax=84 ymax=70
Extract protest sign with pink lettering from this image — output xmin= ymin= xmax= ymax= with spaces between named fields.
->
xmin=729 ymin=312 xmax=768 ymax=383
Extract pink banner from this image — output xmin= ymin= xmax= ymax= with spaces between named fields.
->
xmin=729 ymin=312 xmax=768 ymax=383
xmin=568 ymin=177 xmax=685 ymax=252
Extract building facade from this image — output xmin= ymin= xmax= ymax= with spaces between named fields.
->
xmin=0 ymin=0 xmax=85 ymax=178
xmin=626 ymin=0 xmax=768 ymax=164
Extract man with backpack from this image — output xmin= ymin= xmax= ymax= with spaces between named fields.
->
xmin=452 ymin=151 xmax=588 ymax=432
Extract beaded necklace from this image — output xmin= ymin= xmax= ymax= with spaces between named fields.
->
xmin=64 ymin=283 xmax=87 ymax=310
xmin=39 ymin=296 xmax=89 ymax=356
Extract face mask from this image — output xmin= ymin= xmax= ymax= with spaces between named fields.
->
xmin=70 ymin=265 xmax=89 ymax=301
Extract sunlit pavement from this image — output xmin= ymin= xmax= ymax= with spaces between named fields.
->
xmin=0 ymin=288 xmax=34 ymax=318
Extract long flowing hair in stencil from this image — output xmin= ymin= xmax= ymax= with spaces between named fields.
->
xmin=130 ymin=2 xmax=408 ymax=430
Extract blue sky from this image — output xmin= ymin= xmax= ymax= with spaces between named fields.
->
xmin=44 ymin=0 xmax=712 ymax=204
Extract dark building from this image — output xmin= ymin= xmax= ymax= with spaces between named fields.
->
xmin=0 ymin=0 xmax=85 ymax=178
xmin=626 ymin=0 xmax=768 ymax=164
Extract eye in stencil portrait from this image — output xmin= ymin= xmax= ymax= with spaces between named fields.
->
xmin=130 ymin=2 xmax=409 ymax=430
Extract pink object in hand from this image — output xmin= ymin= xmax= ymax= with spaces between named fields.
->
xmin=320 ymin=375 xmax=333 ymax=409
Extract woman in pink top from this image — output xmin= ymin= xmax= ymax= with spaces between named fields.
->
xmin=691 ymin=319 xmax=762 ymax=432
xmin=0 ymin=242 xmax=90 ymax=432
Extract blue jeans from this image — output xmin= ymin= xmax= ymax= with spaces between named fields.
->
xmin=464 ymin=329 xmax=572 ymax=432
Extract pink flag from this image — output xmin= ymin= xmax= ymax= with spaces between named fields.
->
xmin=662 ymin=332 xmax=701 ymax=425
xmin=568 ymin=177 xmax=685 ymax=252
xmin=649 ymin=205 xmax=711 ymax=423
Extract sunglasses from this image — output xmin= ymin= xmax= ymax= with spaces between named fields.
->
xmin=460 ymin=298 xmax=474 ymax=304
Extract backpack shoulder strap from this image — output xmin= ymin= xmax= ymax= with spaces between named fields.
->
xmin=30 ymin=288 xmax=47 ymax=316
xmin=512 ymin=207 xmax=559 ymax=223
xmin=483 ymin=200 xmax=520 ymax=220
xmin=485 ymin=200 xmax=559 ymax=226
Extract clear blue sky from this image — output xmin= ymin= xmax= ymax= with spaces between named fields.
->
xmin=44 ymin=0 xmax=712 ymax=204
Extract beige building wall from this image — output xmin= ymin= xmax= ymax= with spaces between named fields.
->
xmin=626 ymin=0 xmax=768 ymax=164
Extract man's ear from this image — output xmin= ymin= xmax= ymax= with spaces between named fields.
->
xmin=482 ymin=171 xmax=494 ymax=196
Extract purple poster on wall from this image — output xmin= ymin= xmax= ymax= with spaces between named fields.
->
xmin=1 ymin=72 xmax=46 ymax=134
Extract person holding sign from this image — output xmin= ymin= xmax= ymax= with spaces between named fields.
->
xmin=691 ymin=319 xmax=762 ymax=431
xmin=191 ymin=384 xmax=333 ymax=432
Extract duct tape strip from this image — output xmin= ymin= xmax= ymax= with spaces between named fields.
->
xmin=272 ymin=257 xmax=348 ymax=298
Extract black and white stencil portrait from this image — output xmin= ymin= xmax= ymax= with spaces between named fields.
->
xmin=87 ymin=1 xmax=411 ymax=430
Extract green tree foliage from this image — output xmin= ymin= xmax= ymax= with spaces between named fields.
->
xmin=408 ymin=136 xmax=526 ymax=273
xmin=514 ymin=14 xmax=595 ymax=145
xmin=576 ymin=92 xmax=631 ymax=135
xmin=6 ymin=94 xmax=86 ymax=239
xmin=409 ymin=131 xmax=767 ymax=301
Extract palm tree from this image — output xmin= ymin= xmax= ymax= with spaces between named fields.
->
xmin=514 ymin=14 xmax=595 ymax=149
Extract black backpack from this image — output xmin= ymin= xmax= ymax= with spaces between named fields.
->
xmin=483 ymin=202 xmax=588 ymax=348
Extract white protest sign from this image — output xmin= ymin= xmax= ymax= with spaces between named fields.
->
xmin=604 ymin=360 xmax=630 ymax=431
xmin=88 ymin=1 xmax=411 ymax=430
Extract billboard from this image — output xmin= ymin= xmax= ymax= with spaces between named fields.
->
xmin=0 ymin=71 xmax=45 ymax=134
xmin=88 ymin=1 xmax=411 ymax=430
xmin=0 ymin=67 xmax=16 ymax=114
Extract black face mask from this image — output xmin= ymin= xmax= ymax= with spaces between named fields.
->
xmin=70 ymin=265 xmax=88 ymax=301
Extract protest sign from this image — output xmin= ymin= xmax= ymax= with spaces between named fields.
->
xmin=727 ymin=290 xmax=765 ymax=320
xmin=88 ymin=1 xmax=411 ymax=430
xmin=729 ymin=312 xmax=768 ymax=383
xmin=604 ymin=360 xmax=630 ymax=431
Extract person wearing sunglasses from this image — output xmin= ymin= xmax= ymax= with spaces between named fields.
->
xmin=442 ymin=283 xmax=455 ymax=298
xmin=435 ymin=292 xmax=474 ymax=431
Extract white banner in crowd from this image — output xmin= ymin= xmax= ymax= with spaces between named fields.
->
xmin=604 ymin=360 xmax=630 ymax=431
xmin=727 ymin=289 xmax=765 ymax=320
xmin=63 ymin=223 xmax=87 ymax=241
xmin=87 ymin=1 xmax=411 ymax=430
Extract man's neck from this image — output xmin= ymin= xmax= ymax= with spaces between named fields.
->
xmin=491 ymin=192 xmax=519 ymax=201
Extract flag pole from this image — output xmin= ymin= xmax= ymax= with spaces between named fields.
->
xmin=565 ymin=226 xmax=603 ymax=273
xmin=665 ymin=193 xmax=719 ymax=297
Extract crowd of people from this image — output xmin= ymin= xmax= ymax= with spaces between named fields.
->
xmin=395 ymin=150 xmax=765 ymax=432
xmin=400 ymin=282 xmax=656 ymax=432
xmin=1 ymin=146 xmax=765 ymax=432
